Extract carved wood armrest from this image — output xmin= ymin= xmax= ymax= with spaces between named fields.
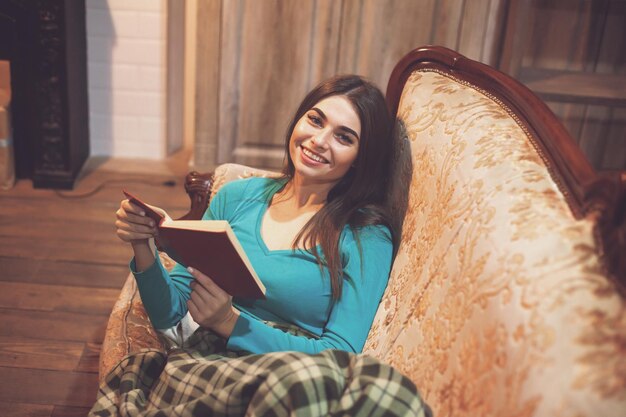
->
xmin=180 ymin=171 xmax=214 ymax=220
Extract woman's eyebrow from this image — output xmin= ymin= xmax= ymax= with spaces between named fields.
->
xmin=312 ymin=107 xmax=360 ymax=140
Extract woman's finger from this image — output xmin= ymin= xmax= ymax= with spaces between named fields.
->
xmin=126 ymin=212 xmax=155 ymax=227
xmin=187 ymin=298 xmax=203 ymax=322
xmin=117 ymin=207 xmax=155 ymax=228
xmin=120 ymin=200 xmax=157 ymax=227
xmin=122 ymin=199 xmax=145 ymax=216
xmin=188 ymin=267 xmax=224 ymax=297
xmin=115 ymin=219 xmax=156 ymax=235
xmin=116 ymin=229 xmax=155 ymax=242
xmin=190 ymin=282 xmax=213 ymax=306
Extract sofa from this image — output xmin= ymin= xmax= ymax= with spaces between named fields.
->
xmin=99 ymin=46 xmax=626 ymax=416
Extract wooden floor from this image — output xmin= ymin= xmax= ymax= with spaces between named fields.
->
xmin=0 ymin=151 xmax=194 ymax=416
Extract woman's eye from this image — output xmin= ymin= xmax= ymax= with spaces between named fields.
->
xmin=308 ymin=115 xmax=323 ymax=127
xmin=336 ymin=133 xmax=353 ymax=145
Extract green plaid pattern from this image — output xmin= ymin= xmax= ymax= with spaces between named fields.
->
xmin=90 ymin=328 xmax=431 ymax=417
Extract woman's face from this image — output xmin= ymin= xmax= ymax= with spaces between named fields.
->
xmin=289 ymin=95 xmax=361 ymax=186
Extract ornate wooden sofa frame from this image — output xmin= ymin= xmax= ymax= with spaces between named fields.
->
xmin=100 ymin=46 xmax=626 ymax=416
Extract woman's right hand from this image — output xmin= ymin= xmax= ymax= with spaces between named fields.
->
xmin=115 ymin=199 xmax=158 ymax=245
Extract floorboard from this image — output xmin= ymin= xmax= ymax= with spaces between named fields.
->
xmin=0 ymin=151 xmax=192 ymax=413
xmin=0 ymin=235 xmax=130 ymax=265
xmin=0 ymin=308 xmax=109 ymax=343
xmin=0 ymin=401 xmax=53 ymax=417
xmin=0 ymin=257 xmax=129 ymax=288
xmin=0 ymin=336 xmax=84 ymax=371
xmin=51 ymin=405 xmax=93 ymax=417
xmin=0 ymin=282 xmax=120 ymax=315
xmin=0 ymin=367 xmax=98 ymax=407
xmin=75 ymin=342 xmax=102 ymax=374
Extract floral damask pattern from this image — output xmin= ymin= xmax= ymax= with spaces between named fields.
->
xmin=211 ymin=163 xmax=281 ymax=196
xmin=363 ymin=70 xmax=626 ymax=416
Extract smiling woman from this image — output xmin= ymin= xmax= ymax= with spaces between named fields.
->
xmin=116 ymin=74 xmax=397 ymax=347
xmin=99 ymin=75 xmax=431 ymax=416
xmin=279 ymin=75 xmax=396 ymax=300
xmin=290 ymin=96 xmax=361 ymax=182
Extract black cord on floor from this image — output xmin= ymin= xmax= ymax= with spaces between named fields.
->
xmin=54 ymin=178 xmax=177 ymax=199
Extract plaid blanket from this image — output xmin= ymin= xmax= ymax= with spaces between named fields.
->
xmin=90 ymin=328 xmax=431 ymax=417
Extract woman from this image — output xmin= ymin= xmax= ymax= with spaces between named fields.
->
xmin=98 ymin=75 xmax=430 ymax=416
xmin=117 ymin=74 xmax=396 ymax=354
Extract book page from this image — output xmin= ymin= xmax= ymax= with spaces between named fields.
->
xmin=161 ymin=219 xmax=229 ymax=232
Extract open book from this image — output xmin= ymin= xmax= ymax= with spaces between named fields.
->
xmin=123 ymin=190 xmax=266 ymax=299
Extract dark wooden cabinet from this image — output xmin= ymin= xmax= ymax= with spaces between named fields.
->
xmin=0 ymin=0 xmax=89 ymax=189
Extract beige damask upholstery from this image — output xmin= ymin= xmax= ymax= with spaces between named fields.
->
xmin=362 ymin=70 xmax=626 ymax=416
xmin=209 ymin=163 xmax=282 ymax=195
xmin=100 ymin=59 xmax=625 ymax=416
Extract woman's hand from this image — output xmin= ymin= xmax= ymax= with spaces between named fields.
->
xmin=115 ymin=199 xmax=158 ymax=272
xmin=115 ymin=199 xmax=158 ymax=244
xmin=187 ymin=267 xmax=240 ymax=339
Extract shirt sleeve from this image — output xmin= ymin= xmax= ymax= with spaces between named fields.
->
xmin=130 ymin=180 xmax=235 ymax=329
xmin=131 ymin=256 xmax=193 ymax=329
xmin=226 ymin=225 xmax=392 ymax=354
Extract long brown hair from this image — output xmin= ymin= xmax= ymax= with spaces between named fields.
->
xmin=280 ymin=75 xmax=397 ymax=300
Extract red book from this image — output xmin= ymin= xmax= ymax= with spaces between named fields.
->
xmin=123 ymin=190 xmax=266 ymax=299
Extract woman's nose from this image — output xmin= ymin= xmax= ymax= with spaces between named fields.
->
xmin=310 ymin=130 xmax=330 ymax=148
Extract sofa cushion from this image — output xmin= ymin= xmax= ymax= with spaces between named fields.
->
xmin=363 ymin=70 xmax=626 ymax=416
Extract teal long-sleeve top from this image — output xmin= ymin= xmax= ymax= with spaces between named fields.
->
xmin=131 ymin=177 xmax=393 ymax=354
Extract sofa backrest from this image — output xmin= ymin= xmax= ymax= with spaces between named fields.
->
xmin=362 ymin=47 xmax=626 ymax=417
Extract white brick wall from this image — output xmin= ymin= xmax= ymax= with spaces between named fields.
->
xmin=86 ymin=0 xmax=168 ymax=159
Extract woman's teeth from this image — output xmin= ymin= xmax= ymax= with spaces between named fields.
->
xmin=302 ymin=146 xmax=328 ymax=163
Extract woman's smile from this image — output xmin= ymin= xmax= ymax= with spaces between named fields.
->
xmin=300 ymin=145 xmax=329 ymax=164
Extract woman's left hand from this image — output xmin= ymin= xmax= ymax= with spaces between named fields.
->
xmin=186 ymin=267 xmax=240 ymax=339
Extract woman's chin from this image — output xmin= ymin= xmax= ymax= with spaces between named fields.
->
xmin=294 ymin=166 xmax=326 ymax=180
xmin=293 ymin=166 xmax=347 ymax=186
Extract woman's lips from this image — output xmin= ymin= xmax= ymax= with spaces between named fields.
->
xmin=300 ymin=145 xmax=329 ymax=164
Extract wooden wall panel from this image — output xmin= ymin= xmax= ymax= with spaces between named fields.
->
xmin=525 ymin=0 xmax=584 ymax=69
xmin=578 ymin=104 xmax=612 ymax=169
xmin=430 ymin=0 xmax=465 ymax=48
xmin=191 ymin=0 xmax=625 ymax=171
xmin=166 ymin=0 xmax=185 ymax=155
xmin=338 ymin=0 xmax=437 ymax=90
xmin=337 ymin=0 xmax=503 ymax=89
xmin=481 ymin=0 xmax=507 ymax=65
xmin=192 ymin=0 xmax=221 ymax=172
xmin=537 ymin=2 xmax=588 ymax=162
xmin=307 ymin=1 xmax=344 ymax=88
xmin=514 ymin=0 xmax=626 ymax=170
xmin=597 ymin=1 xmax=626 ymax=170
xmin=219 ymin=0 xmax=343 ymax=168
xmin=597 ymin=0 xmax=625 ymax=74
xmin=457 ymin=0 xmax=490 ymax=61
xmin=192 ymin=0 xmax=507 ymax=170
xmin=602 ymin=108 xmax=626 ymax=169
